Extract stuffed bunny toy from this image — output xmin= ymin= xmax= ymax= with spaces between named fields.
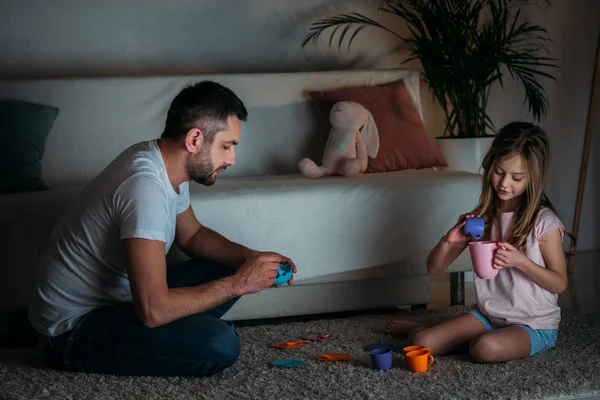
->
xmin=298 ymin=101 xmax=379 ymax=178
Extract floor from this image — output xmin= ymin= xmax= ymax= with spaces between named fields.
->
xmin=1 ymin=250 xmax=597 ymax=347
xmin=1 ymin=251 xmax=598 ymax=399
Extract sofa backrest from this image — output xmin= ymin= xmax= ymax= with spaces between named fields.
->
xmin=0 ymin=69 xmax=421 ymax=186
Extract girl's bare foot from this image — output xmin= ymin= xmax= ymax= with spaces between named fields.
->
xmin=384 ymin=319 xmax=425 ymax=339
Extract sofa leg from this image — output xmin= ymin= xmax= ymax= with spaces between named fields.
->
xmin=410 ymin=304 xmax=427 ymax=311
xmin=450 ymin=272 xmax=465 ymax=306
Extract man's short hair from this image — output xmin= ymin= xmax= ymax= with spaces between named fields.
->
xmin=161 ymin=81 xmax=248 ymax=143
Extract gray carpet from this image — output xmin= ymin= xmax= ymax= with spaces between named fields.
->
xmin=1 ymin=305 xmax=600 ymax=400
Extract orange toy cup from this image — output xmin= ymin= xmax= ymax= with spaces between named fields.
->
xmin=402 ymin=345 xmax=429 ymax=355
xmin=405 ymin=349 xmax=435 ymax=373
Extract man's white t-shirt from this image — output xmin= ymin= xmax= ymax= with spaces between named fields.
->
xmin=29 ymin=140 xmax=191 ymax=337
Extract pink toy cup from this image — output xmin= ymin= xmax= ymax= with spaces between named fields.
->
xmin=469 ymin=241 xmax=499 ymax=279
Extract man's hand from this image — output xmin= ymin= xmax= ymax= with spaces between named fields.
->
xmin=248 ymin=250 xmax=298 ymax=286
xmin=235 ymin=252 xmax=298 ymax=294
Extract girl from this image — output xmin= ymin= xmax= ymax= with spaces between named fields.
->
xmin=385 ymin=122 xmax=568 ymax=363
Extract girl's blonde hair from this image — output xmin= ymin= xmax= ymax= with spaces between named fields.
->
xmin=478 ymin=122 xmax=556 ymax=250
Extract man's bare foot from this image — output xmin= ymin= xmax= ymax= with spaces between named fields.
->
xmin=384 ymin=319 xmax=425 ymax=339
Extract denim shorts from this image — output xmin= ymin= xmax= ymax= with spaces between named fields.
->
xmin=467 ymin=306 xmax=558 ymax=357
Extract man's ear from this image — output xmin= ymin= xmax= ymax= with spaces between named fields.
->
xmin=184 ymin=128 xmax=205 ymax=152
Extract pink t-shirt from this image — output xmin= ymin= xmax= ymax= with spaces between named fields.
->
xmin=474 ymin=207 xmax=565 ymax=330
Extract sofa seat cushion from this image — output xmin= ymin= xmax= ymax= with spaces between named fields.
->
xmin=0 ymin=170 xmax=480 ymax=312
xmin=0 ymin=184 xmax=83 ymax=218
xmin=189 ymin=169 xmax=481 ymax=281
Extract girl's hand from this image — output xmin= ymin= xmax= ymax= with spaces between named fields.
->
xmin=494 ymin=242 xmax=530 ymax=270
xmin=444 ymin=213 xmax=478 ymax=243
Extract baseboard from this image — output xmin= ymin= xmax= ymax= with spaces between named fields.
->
xmin=222 ymin=274 xmax=431 ymax=321
xmin=234 ymin=306 xmax=404 ymax=328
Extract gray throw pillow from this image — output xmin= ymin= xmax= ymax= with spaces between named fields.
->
xmin=0 ymin=99 xmax=60 ymax=194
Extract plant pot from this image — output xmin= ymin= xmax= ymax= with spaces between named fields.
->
xmin=436 ymin=136 xmax=495 ymax=174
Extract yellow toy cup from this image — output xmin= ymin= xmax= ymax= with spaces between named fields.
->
xmin=405 ymin=349 xmax=435 ymax=373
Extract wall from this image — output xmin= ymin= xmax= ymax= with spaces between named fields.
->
xmin=0 ymin=0 xmax=400 ymax=77
xmin=525 ymin=0 xmax=600 ymax=253
xmin=1 ymin=0 xmax=598 ymax=251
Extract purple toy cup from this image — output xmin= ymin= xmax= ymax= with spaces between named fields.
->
xmin=464 ymin=217 xmax=485 ymax=240
xmin=369 ymin=347 xmax=393 ymax=370
xmin=364 ymin=338 xmax=394 ymax=370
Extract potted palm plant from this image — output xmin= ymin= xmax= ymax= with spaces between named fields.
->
xmin=302 ymin=0 xmax=558 ymax=173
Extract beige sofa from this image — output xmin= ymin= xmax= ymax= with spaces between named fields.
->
xmin=0 ymin=69 xmax=480 ymax=321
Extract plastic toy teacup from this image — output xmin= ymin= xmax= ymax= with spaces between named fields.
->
xmin=364 ymin=338 xmax=394 ymax=371
xmin=464 ymin=217 xmax=485 ymax=240
xmin=369 ymin=347 xmax=393 ymax=370
xmin=274 ymin=263 xmax=293 ymax=286
xmin=405 ymin=349 xmax=435 ymax=373
xmin=468 ymin=241 xmax=500 ymax=279
xmin=402 ymin=345 xmax=430 ymax=356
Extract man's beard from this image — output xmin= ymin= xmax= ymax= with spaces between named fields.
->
xmin=186 ymin=146 xmax=227 ymax=186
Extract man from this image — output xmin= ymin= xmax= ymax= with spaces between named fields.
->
xmin=28 ymin=81 xmax=298 ymax=377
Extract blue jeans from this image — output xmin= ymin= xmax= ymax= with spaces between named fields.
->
xmin=42 ymin=259 xmax=241 ymax=377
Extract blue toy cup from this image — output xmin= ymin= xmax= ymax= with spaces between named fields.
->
xmin=365 ymin=338 xmax=394 ymax=370
xmin=274 ymin=263 xmax=292 ymax=286
xmin=369 ymin=347 xmax=393 ymax=370
xmin=464 ymin=217 xmax=484 ymax=240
